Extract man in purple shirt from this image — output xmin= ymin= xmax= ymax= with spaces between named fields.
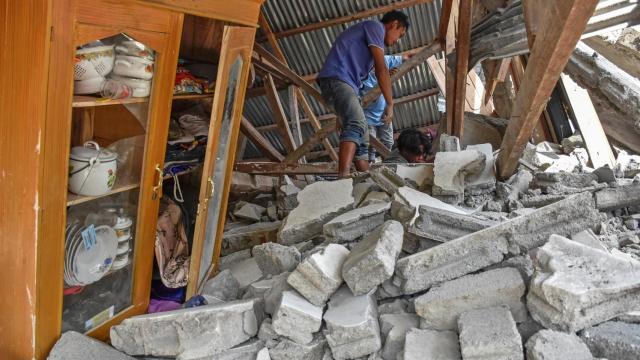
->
xmin=317 ymin=11 xmax=409 ymax=178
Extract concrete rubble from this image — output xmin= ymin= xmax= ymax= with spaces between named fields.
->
xmin=56 ymin=134 xmax=640 ymax=360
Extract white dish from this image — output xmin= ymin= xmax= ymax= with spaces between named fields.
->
xmin=74 ymin=77 xmax=105 ymax=95
xmin=74 ymin=45 xmax=115 ymax=80
xmin=113 ymin=55 xmax=154 ymax=80
xmin=111 ymin=254 xmax=130 ymax=270
xmin=73 ymin=225 xmax=118 ymax=285
xmin=108 ymin=75 xmax=151 ymax=97
xmin=115 ymin=40 xmax=154 ymax=61
xmin=116 ymin=240 xmax=130 ymax=255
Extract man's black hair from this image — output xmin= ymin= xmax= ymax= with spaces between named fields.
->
xmin=397 ymin=128 xmax=431 ymax=155
xmin=381 ymin=10 xmax=410 ymax=30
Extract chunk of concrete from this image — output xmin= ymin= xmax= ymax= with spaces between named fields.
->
xmin=323 ymin=286 xmax=382 ymax=359
xmin=202 ymin=269 xmax=240 ymax=302
xmin=377 ymin=298 xmax=410 ymax=315
xmin=580 ymin=321 xmax=640 ymax=360
xmin=360 ymin=191 xmax=391 ymax=207
xmin=486 ymin=255 xmax=535 ymax=285
xmin=257 ymin=347 xmax=271 ymax=360
xmin=369 ymin=166 xmax=406 ymax=195
xmin=252 ymin=242 xmax=301 ymax=276
xmin=278 ymin=179 xmax=354 ymax=245
xmin=353 ymin=181 xmax=376 ymax=207
xmin=403 ymin=329 xmax=461 ymax=360
xmin=227 ymin=257 xmax=263 ymax=290
xmin=378 ymin=313 xmax=420 ymax=360
xmin=414 ymin=268 xmax=526 ymax=330
xmin=269 ymin=334 xmax=327 ymax=360
xmin=179 ymin=339 xmax=265 ymax=360
xmin=277 ymin=176 xmax=301 ymax=212
xmin=595 ymin=184 xmax=640 ymax=210
xmin=396 ymin=186 xmax=471 ymax=226
xmin=287 ymin=243 xmax=350 ymax=306
xmin=410 ymin=205 xmax=496 ymax=242
xmin=262 ymin=272 xmax=293 ymax=315
xmin=433 ymin=150 xmax=486 ymax=196
xmin=110 ymin=299 xmax=262 ymax=358
xmin=272 ymin=290 xmax=323 ymax=345
xmin=457 ymin=306 xmax=523 ymax=360
xmin=48 ymin=331 xmax=135 ymax=360
xmin=572 ymin=228 xmax=609 ymax=252
xmin=439 ymin=134 xmax=461 ymax=152
xmin=222 ymin=222 xmax=281 ymax=256
xmin=395 ymin=164 xmax=433 ymax=190
xmin=394 ymin=192 xmax=599 ymax=294
xmin=234 ymin=202 xmax=266 ymax=222
xmin=258 ymin=318 xmax=280 ymax=348
xmin=323 ymin=202 xmax=391 ymax=243
xmin=465 ymin=143 xmax=496 ymax=190
xmin=342 ymin=221 xmax=404 ymax=295
xmin=527 ymin=235 xmax=640 ymax=332
xmin=219 ymin=249 xmax=252 ymax=270
xmin=497 ymin=169 xmax=533 ymax=202
xmin=525 ymin=329 xmax=592 ymax=360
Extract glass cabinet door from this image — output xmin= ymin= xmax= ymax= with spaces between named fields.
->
xmin=62 ymin=32 xmax=162 ymax=333
xmin=188 ymin=26 xmax=256 ymax=295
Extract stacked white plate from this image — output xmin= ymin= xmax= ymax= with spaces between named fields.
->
xmin=64 ymin=221 xmax=118 ymax=287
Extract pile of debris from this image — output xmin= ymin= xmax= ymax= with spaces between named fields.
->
xmin=49 ymin=137 xmax=640 ymax=360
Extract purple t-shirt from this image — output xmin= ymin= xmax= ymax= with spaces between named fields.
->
xmin=318 ymin=20 xmax=385 ymax=93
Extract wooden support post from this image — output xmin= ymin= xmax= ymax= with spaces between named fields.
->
xmin=298 ymin=90 xmax=339 ymax=161
xmin=235 ymin=133 xmax=247 ymax=162
xmin=444 ymin=0 xmax=459 ymax=135
xmin=483 ymin=58 xmax=511 ymax=105
xmin=258 ymin=11 xmax=287 ymax=64
xmin=560 ymin=74 xmax=615 ymax=168
xmin=240 ymin=117 xmax=284 ymax=162
xmin=497 ymin=0 xmax=600 ymax=179
xmin=264 ymin=73 xmax=297 ymax=154
xmin=235 ymin=162 xmax=339 ymax=175
xmin=283 ymin=122 xmax=337 ymax=164
xmin=288 ymin=86 xmax=303 ymax=148
xmin=451 ymin=0 xmax=473 ymax=139
xmin=438 ymin=0 xmax=454 ymax=47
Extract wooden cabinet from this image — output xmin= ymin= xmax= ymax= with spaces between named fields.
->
xmin=0 ymin=0 xmax=261 ymax=358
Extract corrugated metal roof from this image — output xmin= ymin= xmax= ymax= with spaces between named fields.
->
xmin=243 ymin=0 xmax=443 ymax=159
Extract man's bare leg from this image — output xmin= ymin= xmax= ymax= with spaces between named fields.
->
xmin=338 ymin=141 xmax=357 ymax=178
xmin=354 ymin=159 xmax=369 ymax=172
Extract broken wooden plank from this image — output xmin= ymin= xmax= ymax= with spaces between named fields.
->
xmin=234 ymin=162 xmax=338 ymax=175
xmin=283 ymin=122 xmax=337 ymax=164
xmin=240 ymin=116 xmax=284 ymax=162
xmin=370 ymin=135 xmax=392 ymax=158
xmin=264 ymin=73 xmax=297 ymax=154
xmin=560 ymin=73 xmax=615 ymax=168
xmin=497 ymin=0 xmax=600 ymax=178
xmin=298 ymin=89 xmax=339 ymax=162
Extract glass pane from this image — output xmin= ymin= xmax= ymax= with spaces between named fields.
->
xmin=63 ymin=33 xmax=156 ymax=333
xmin=199 ymin=56 xmax=244 ymax=286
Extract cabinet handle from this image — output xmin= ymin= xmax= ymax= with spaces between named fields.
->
xmin=207 ymin=177 xmax=215 ymax=199
xmin=152 ymin=164 xmax=163 ymax=200
xmin=198 ymin=177 xmax=215 ymax=215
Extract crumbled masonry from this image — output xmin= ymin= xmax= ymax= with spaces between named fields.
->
xmin=54 ymin=138 xmax=640 ymax=359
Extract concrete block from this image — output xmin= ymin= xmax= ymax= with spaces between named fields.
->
xmin=353 ymin=181 xmax=376 ymax=207
xmin=262 ymin=272 xmax=293 ymax=315
xmin=231 ymin=172 xmax=275 ymax=193
xmin=323 ymin=202 xmax=391 ymax=243
xmin=360 ymin=191 xmax=391 ymax=207
xmin=252 ymin=242 xmax=301 ymax=275
xmin=258 ymin=318 xmax=280 ymax=348
xmin=278 ymin=179 xmax=354 ymax=245
xmin=414 ymin=268 xmax=526 ymax=330
xmin=219 ymin=249 xmax=252 ymax=270
xmin=277 ymin=176 xmax=301 ymax=211
xmin=342 ymin=220 xmax=404 ymax=295
xmin=378 ymin=313 xmax=419 ymax=360
xmin=395 ymin=164 xmax=433 ymax=190
xmin=369 ymin=166 xmax=406 ymax=195
xmin=48 ymin=331 xmax=134 ymax=360
xmin=377 ymin=298 xmax=410 ymax=315
xmin=410 ymin=205 xmax=496 ymax=242
xmin=572 ymin=229 xmax=608 ymax=252
xmin=433 ymin=150 xmax=486 ymax=196
xmin=234 ymin=202 xmax=266 ymax=222
xmin=439 ymin=134 xmax=461 ymax=152
xmin=272 ymin=290 xmax=323 ymax=345
xmin=519 ymin=193 xmax=568 ymax=208
xmin=595 ymin=184 xmax=640 ymax=210
xmin=497 ymin=169 xmax=533 ymax=202
xmin=528 ymin=235 xmax=640 ymax=332
xmin=465 ymin=143 xmax=496 ymax=190
xmin=110 ymin=299 xmax=262 ymax=358
xmin=486 ymin=255 xmax=535 ymax=285
xmin=395 ymin=192 xmax=599 ymax=295
xmin=179 ymin=339 xmax=264 ymax=360
xmin=581 ymin=321 xmax=640 ymax=360
xmin=257 ymin=347 xmax=271 ymax=360
xmin=403 ymin=328 xmax=461 ymax=360
xmin=525 ymin=330 xmax=592 ymax=360
xmin=396 ymin=186 xmax=471 ymax=226
xmin=517 ymin=316 xmax=545 ymax=345
xmin=269 ymin=334 xmax=327 ymax=360
xmin=202 ymin=269 xmax=240 ymax=302
xmin=457 ymin=306 xmax=523 ymax=360
xmin=376 ymin=277 xmax=404 ymax=301
xmin=227 ymin=257 xmax=263 ymax=290
xmin=323 ymin=286 xmax=382 ymax=359
xmin=288 ymin=244 xmax=350 ymax=306
xmin=222 ymin=222 xmax=281 ymax=256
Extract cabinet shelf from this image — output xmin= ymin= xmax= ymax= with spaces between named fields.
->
xmin=72 ymin=95 xmax=149 ymax=108
xmin=66 ymin=179 xmax=141 ymax=207
xmin=172 ymin=93 xmax=214 ymax=100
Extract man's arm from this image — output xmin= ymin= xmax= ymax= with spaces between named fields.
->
xmin=370 ymin=46 xmax=393 ymax=122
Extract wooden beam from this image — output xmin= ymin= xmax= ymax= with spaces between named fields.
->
xmin=483 ymin=58 xmax=511 ymax=105
xmin=523 ymin=0 xmax=546 ymax=48
xmin=451 ymin=0 xmax=473 ymax=139
xmin=258 ymin=11 xmax=287 ymax=64
xmin=370 ymin=135 xmax=392 ymax=158
xmin=298 ymin=90 xmax=339 ymax=161
xmin=283 ymin=122 xmax=337 ymax=164
xmin=560 ymin=73 xmax=615 ymax=168
xmin=263 ymin=0 xmax=435 ymax=40
xmin=235 ymin=162 xmax=339 ymax=175
xmin=497 ymin=0 xmax=599 ymax=179
xmin=240 ymin=116 xmax=285 ymax=162
xmin=264 ymin=73 xmax=297 ymax=154
xmin=444 ymin=0 xmax=459 ymax=134
xmin=438 ymin=0 xmax=454 ymax=47
xmin=235 ymin=133 xmax=247 ymax=162
xmin=254 ymin=44 xmax=327 ymax=107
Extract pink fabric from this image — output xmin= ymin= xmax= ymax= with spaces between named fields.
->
xmin=148 ymin=298 xmax=182 ymax=313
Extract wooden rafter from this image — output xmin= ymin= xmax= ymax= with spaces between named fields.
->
xmin=283 ymin=122 xmax=337 ymax=164
xmin=258 ymin=11 xmax=287 ymax=64
xmin=240 ymin=116 xmax=284 ymax=162
xmin=483 ymin=58 xmax=511 ymax=105
xmin=497 ymin=0 xmax=599 ymax=178
xmin=298 ymin=91 xmax=339 ymax=161
xmin=438 ymin=0 xmax=454 ymax=47
xmin=259 ymin=0 xmax=435 ymax=40
xmin=451 ymin=0 xmax=473 ymax=138
xmin=264 ymin=73 xmax=297 ymax=153
xmin=235 ymin=162 xmax=339 ymax=175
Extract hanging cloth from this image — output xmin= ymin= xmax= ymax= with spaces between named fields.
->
xmin=155 ymin=197 xmax=190 ymax=288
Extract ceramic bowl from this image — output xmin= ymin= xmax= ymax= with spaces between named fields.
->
xmin=74 ymin=45 xmax=115 ymax=80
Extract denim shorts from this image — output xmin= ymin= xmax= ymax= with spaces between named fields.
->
xmin=317 ymin=78 xmax=369 ymax=161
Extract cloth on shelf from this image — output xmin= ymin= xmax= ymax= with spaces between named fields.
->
xmin=174 ymin=67 xmax=206 ymax=95
xmin=155 ymin=197 xmax=190 ymax=288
